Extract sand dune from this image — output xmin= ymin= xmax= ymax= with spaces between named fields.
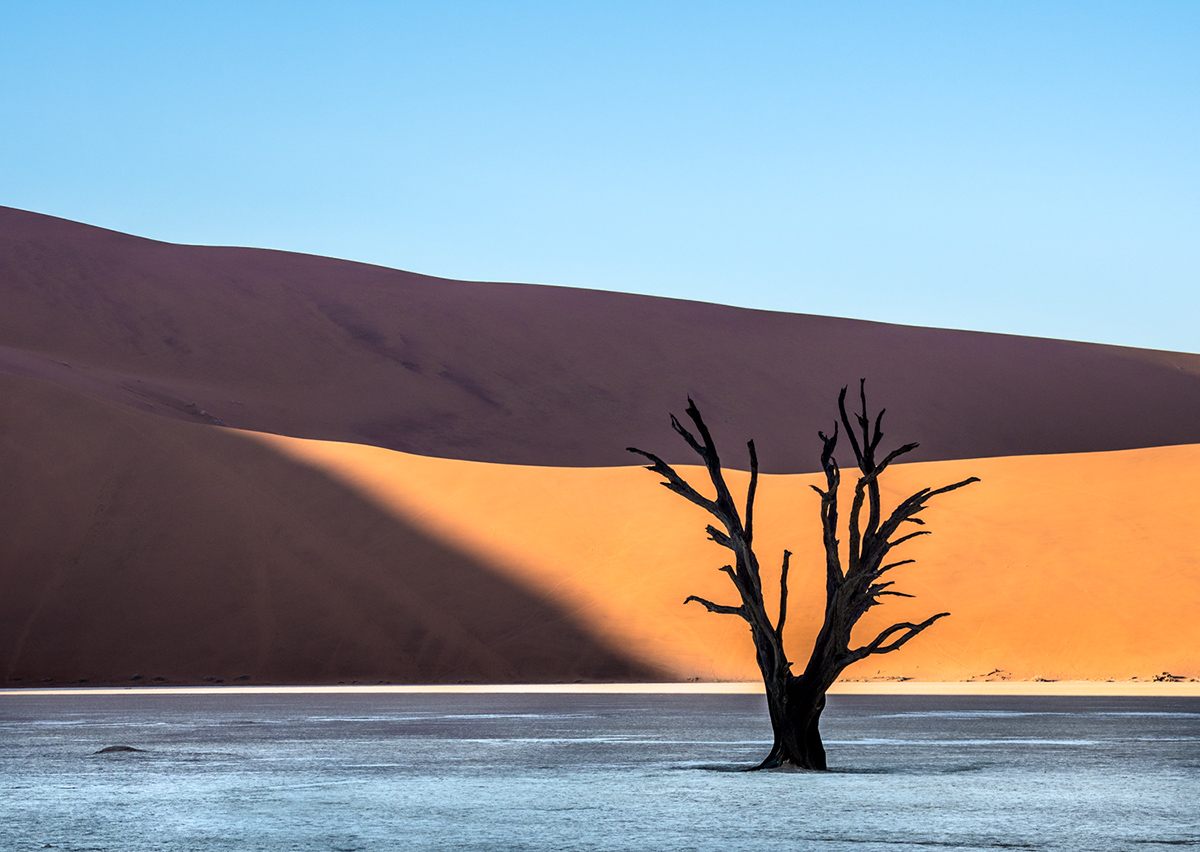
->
xmin=5 ymin=205 xmax=1200 ymax=473
xmin=3 ymin=206 xmax=1199 ymax=685
xmin=0 ymin=373 xmax=659 ymax=686
xmin=3 ymin=366 xmax=1194 ymax=684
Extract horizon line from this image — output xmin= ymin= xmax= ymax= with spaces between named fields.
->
xmin=3 ymin=681 xmax=1198 ymax=698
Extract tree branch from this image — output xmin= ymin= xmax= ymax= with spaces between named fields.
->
xmin=776 ymin=550 xmax=791 ymax=638
xmin=681 ymin=399 xmax=745 ymax=528
xmin=626 ymin=447 xmax=719 ymax=515
xmin=838 ymin=385 xmax=866 ymax=470
xmin=669 ymin=409 xmax=708 ymax=459
xmin=817 ymin=424 xmax=844 ymax=592
xmin=847 ymin=474 xmax=867 ymax=576
xmin=744 ymin=440 xmax=758 ymax=544
xmin=878 ymin=488 xmax=932 ymax=534
xmin=706 ymin=524 xmax=732 ymax=548
xmin=868 ymin=406 xmax=886 ymax=456
xmin=856 ymin=378 xmax=875 ymax=468
xmin=888 ymin=530 xmax=931 ymax=549
xmin=926 ymin=476 xmax=982 ymax=499
xmin=684 ymin=595 xmax=748 ymax=619
xmin=819 ymin=423 xmax=839 ymax=472
xmin=868 ymin=581 xmax=914 ymax=599
xmin=850 ymin=612 xmax=950 ymax=660
xmin=879 ymin=475 xmax=981 ymax=540
xmin=871 ymin=441 xmax=920 ymax=477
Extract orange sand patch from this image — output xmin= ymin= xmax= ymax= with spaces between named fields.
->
xmin=4 ymin=681 xmax=1199 ymax=697
xmin=256 ymin=435 xmax=1200 ymax=683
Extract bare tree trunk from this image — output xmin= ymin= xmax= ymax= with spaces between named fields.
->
xmin=755 ymin=677 xmax=820 ymax=769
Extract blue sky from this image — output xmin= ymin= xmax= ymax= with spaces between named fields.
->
xmin=3 ymin=2 xmax=1198 ymax=352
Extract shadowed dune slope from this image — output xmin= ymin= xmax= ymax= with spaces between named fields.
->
xmin=257 ymin=432 xmax=1200 ymax=683
xmin=0 ymin=373 xmax=662 ymax=686
xmin=6 ymin=206 xmax=1200 ymax=472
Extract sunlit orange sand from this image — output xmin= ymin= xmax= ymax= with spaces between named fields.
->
xmin=258 ymin=432 xmax=1200 ymax=683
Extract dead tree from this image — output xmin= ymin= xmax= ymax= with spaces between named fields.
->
xmin=628 ymin=382 xmax=978 ymax=770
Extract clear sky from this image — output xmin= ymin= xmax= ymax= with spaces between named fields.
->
xmin=3 ymin=2 xmax=1198 ymax=352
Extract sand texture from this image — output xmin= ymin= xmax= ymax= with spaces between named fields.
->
xmin=258 ymin=432 xmax=1200 ymax=683
xmin=2 ymin=206 xmax=1199 ymax=685
xmin=5 ymin=206 xmax=1200 ymax=473
xmin=0 ymin=373 xmax=660 ymax=685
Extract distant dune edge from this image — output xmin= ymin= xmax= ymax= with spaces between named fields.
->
xmin=5 ymin=205 xmax=1200 ymax=472
xmin=2 ymin=206 xmax=1199 ymax=685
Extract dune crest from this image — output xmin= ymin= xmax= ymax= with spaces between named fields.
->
xmin=5 ymin=205 xmax=1200 ymax=472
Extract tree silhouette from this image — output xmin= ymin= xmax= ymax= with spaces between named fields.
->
xmin=628 ymin=382 xmax=978 ymax=770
